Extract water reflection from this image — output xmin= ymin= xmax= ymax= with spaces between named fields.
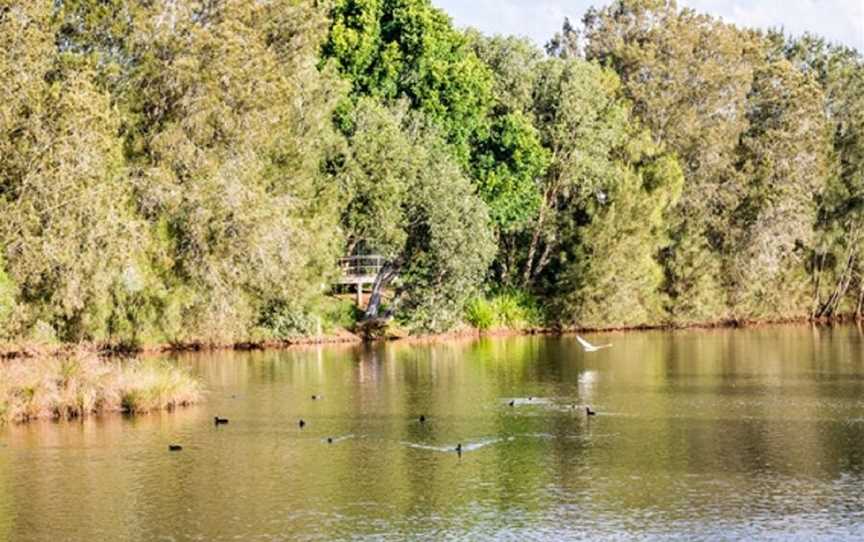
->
xmin=1 ymin=326 xmax=864 ymax=539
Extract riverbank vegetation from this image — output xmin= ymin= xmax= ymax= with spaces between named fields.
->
xmin=1 ymin=0 xmax=862 ymax=349
xmin=0 ymin=354 xmax=201 ymax=424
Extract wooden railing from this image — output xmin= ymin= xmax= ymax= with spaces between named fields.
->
xmin=337 ymin=255 xmax=385 ymax=284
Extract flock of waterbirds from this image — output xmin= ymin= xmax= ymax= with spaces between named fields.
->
xmin=167 ymin=335 xmax=611 ymax=455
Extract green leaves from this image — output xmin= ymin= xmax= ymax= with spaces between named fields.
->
xmin=0 ymin=254 xmax=15 ymax=334
xmin=0 ymin=0 xmax=862 ymax=343
xmin=339 ymin=100 xmax=495 ymax=332
xmin=324 ymin=0 xmax=493 ymax=164
xmin=472 ymin=112 xmax=547 ymax=230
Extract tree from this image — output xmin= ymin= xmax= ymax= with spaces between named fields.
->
xmin=725 ymin=59 xmax=832 ymax=319
xmin=121 ymin=0 xmax=346 ymax=342
xmin=554 ymin=154 xmax=683 ymax=327
xmin=521 ymin=58 xmax=632 ymax=286
xmin=326 ymin=1 xmax=547 ymax=234
xmin=781 ymin=35 xmax=864 ymax=317
xmin=0 ymin=1 xmax=145 ymax=342
xmin=340 ymin=100 xmax=496 ymax=331
xmin=0 ymin=254 xmax=15 ymax=335
xmin=545 ymin=17 xmax=580 ymax=59
xmin=468 ymin=33 xmax=549 ymax=280
xmin=324 ymin=0 xmax=493 ymax=164
xmin=584 ymin=0 xmax=760 ymax=324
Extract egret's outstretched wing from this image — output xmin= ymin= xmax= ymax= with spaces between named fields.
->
xmin=576 ymin=335 xmax=594 ymax=350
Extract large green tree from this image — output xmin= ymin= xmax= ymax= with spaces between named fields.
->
xmin=340 ymin=99 xmax=496 ymax=331
xmin=0 ymin=1 xmax=145 ymax=342
xmin=324 ymin=0 xmax=547 ymax=234
xmin=584 ymin=0 xmax=760 ymax=324
xmin=122 ymin=0 xmax=346 ymax=342
xmin=725 ymin=59 xmax=832 ymax=319
xmin=782 ymin=36 xmax=864 ymax=318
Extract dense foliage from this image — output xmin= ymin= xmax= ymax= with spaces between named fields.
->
xmin=1 ymin=0 xmax=862 ymax=346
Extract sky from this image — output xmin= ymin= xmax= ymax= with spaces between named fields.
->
xmin=432 ymin=0 xmax=864 ymax=53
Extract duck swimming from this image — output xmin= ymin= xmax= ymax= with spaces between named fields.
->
xmin=168 ymin=444 xmax=183 ymax=451
xmin=586 ymin=406 xmax=596 ymax=416
xmin=214 ymin=416 xmax=229 ymax=426
xmin=299 ymin=419 xmax=306 ymax=428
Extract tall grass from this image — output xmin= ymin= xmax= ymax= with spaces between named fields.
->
xmin=465 ymin=289 xmax=545 ymax=331
xmin=0 ymin=354 xmax=202 ymax=424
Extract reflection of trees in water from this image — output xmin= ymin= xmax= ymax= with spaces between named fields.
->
xmin=6 ymin=328 xmax=864 ymax=538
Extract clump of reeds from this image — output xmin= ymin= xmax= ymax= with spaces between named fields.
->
xmin=0 ymin=354 xmax=203 ymax=424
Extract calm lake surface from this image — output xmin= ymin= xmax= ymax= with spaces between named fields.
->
xmin=2 ymin=326 xmax=864 ymax=541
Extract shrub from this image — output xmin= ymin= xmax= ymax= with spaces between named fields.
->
xmin=465 ymin=289 xmax=545 ymax=331
xmin=465 ymin=297 xmax=496 ymax=330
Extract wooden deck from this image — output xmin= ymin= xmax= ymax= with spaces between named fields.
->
xmin=337 ymin=255 xmax=385 ymax=305
xmin=337 ymin=255 xmax=385 ymax=285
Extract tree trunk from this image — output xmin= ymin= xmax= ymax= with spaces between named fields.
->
xmin=811 ymin=251 xmax=825 ymax=319
xmin=816 ymin=224 xmax=861 ymax=319
xmin=533 ymin=237 xmax=556 ymax=280
xmin=365 ymin=261 xmax=400 ymax=319
xmin=522 ymin=182 xmax=557 ymax=287
xmin=856 ymin=281 xmax=864 ymax=320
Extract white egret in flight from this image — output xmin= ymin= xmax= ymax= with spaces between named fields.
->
xmin=576 ymin=335 xmax=612 ymax=352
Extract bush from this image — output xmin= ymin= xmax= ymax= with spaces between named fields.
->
xmin=465 ymin=289 xmax=545 ymax=331
xmin=259 ymin=301 xmax=320 ymax=338
xmin=465 ymin=297 xmax=497 ymax=330
xmin=316 ymin=296 xmax=362 ymax=332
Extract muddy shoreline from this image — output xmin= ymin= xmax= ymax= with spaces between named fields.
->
xmin=2 ymin=314 xmax=860 ymax=361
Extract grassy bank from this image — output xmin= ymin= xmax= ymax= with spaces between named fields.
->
xmin=0 ymin=354 xmax=202 ymax=424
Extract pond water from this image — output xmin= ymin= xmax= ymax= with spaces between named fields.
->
xmin=2 ymin=326 xmax=864 ymax=540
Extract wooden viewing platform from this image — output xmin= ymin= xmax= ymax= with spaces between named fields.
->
xmin=337 ymin=255 xmax=386 ymax=305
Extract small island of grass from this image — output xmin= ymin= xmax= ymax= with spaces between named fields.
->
xmin=0 ymin=354 xmax=202 ymax=424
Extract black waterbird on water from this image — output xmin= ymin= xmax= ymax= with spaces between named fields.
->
xmin=168 ymin=444 xmax=183 ymax=451
xmin=508 ymin=400 xmax=515 ymax=407
xmin=455 ymin=443 xmax=462 ymax=457
xmin=214 ymin=416 xmax=229 ymax=426
xmin=419 ymin=415 xmax=426 ymax=423
xmin=327 ymin=437 xmax=333 ymax=444
xmin=586 ymin=406 xmax=596 ymax=416
xmin=299 ymin=419 xmax=306 ymax=429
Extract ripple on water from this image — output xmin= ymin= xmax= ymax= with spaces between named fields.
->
xmin=5 ymin=328 xmax=864 ymax=540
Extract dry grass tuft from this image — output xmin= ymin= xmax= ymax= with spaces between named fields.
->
xmin=0 ymin=354 xmax=202 ymax=424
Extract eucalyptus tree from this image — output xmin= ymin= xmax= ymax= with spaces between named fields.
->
xmin=467 ymin=33 xmax=550 ymax=281
xmin=521 ymin=58 xmax=632 ymax=286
